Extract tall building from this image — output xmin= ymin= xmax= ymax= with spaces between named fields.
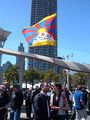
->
xmin=28 ymin=0 xmax=57 ymax=71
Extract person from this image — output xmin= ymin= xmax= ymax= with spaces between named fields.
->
xmin=82 ymin=85 xmax=89 ymax=106
xmin=30 ymin=85 xmax=40 ymax=115
xmin=62 ymin=86 xmax=72 ymax=120
xmin=10 ymin=84 xmax=23 ymax=120
xmin=25 ymin=88 xmax=32 ymax=119
xmin=2 ymin=82 xmax=11 ymax=119
xmin=73 ymin=85 xmax=87 ymax=120
xmin=30 ymin=85 xmax=40 ymax=104
xmin=0 ymin=84 xmax=10 ymax=120
xmin=33 ymin=82 xmax=50 ymax=120
xmin=50 ymin=83 xmax=68 ymax=120
xmin=87 ymin=92 xmax=90 ymax=114
xmin=71 ymin=89 xmax=76 ymax=120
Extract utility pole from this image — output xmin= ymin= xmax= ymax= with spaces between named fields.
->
xmin=65 ymin=53 xmax=73 ymax=90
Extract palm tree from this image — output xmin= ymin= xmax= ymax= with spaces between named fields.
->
xmin=44 ymin=69 xmax=59 ymax=83
xmin=23 ymin=69 xmax=40 ymax=89
xmin=3 ymin=64 xmax=19 ymax=86
xmin=72 ymin=72 xmax=87 ymax=88
xmin=38 ymin=70 xmax=45 ymax=82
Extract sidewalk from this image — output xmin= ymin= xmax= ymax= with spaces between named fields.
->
xmin=8 ymin=111 xmax=33 ymax=120
xmin=7 ymin=111 xmax=90 ymax=120
xmin=20 ymin=112 xmax=33 ymax=120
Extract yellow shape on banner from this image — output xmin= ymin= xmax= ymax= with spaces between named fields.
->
xmin=38 ymin=28 xmax=47 ymax=34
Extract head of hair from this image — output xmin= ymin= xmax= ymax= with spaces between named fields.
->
xmin=40 ymin=82 xmax=47 ymax=88
xmin=13 ymin=84 xmax=20 ymax=90
xmin=77 ymin=85 xmax=82 ymax=90
xmin=55 ymin=83 xmax=62 ymax=90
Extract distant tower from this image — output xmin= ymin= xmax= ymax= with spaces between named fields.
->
xmin=28 ymin=0 xmax=57 ymax=71
xmin=0 ymin=28 xmax=11 ymax=66
xmin=16 ymin=43 xmax=25 ymax=69
xmin=16 ymin=43 xmax=25 ymax=86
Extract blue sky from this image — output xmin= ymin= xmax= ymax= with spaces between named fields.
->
xmin=58 ymin=0 xmax=90 ymax=63
xmin=0 ymin=0 xmax=90 ymax=65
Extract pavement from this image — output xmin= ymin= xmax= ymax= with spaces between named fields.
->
xmin=18 ymin=113 xmax=90 ymax=120
xmin=8 ymin=111 xmax=90 ymax=120
xmin=7 ymin=101 xmax=90 ymax=120
xmin=8 ymin=111 xmax=33 ymax=120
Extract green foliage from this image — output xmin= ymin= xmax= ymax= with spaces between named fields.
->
xmin=3 ymin=64 xmax=19 ymax=86
xmin=3 ymin=63 xmax=88 ymax=89
xmin=44 ymin=69 xmax=59 ymax=83
xmin=71 ymin=72 xmax=87 ymax=88
xmin=23 ymin=68 xmax=40 ymax=88
xmin=38 ymin=70 xmax=45 ymax=82
xmin=23 ymin=69 xmax=60 ymax=85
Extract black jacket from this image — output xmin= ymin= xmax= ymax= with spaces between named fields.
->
xmin=33 ymin=92 xmax=50 ymax=120
xmin=0 ymin=90 xmax=10 ymax=107
xmin=11 ymin=91 xmax=23 ymax=110
xmin=30 ymin=88 xmax=40 ymax=104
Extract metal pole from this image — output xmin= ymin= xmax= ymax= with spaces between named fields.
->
xmin=66 ymin=70 xmax=69 ymax=90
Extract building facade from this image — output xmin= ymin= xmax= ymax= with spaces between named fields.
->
xmin=28 ymin=0 xmax=57 ymax=71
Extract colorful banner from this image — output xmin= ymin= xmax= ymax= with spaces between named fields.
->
xmin=22 ymin=13 xmax=56 ymax=46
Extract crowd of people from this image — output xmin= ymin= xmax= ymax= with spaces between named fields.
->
xmin=0 ymin=81 xmax=90 ymax=120
xmin=0 ymin=82 xmax=23 ymax=120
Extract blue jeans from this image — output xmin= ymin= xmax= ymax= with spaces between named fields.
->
xmin=10 ymin=109 xmax=21 ymax=120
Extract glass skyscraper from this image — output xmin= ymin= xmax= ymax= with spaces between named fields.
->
xmin=28 ymin=0 xmax=57 ymax=71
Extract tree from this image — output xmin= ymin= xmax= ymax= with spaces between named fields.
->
xmin=23 ymin=69 xmax=40 ymax=88
xmin=72 ymin=72 xmax=87 ymax=88
xmin=3 ymin=64 xmax=19 ymax=86
xmin=38 ymin=71 xmax=45 ymax=82
xmin=44 ymin=69 xmax=59 ymax=83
